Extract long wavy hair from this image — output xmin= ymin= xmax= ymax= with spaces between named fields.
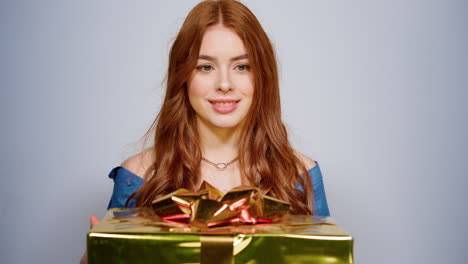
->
xmin=130 ymin=0 xmax=313 ymax=214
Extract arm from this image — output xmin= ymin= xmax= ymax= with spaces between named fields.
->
xmin=295 ymin=152 xmax=331 ymax=216
xmin=308 ymin=164 xmax=330 ymax=217
xmin=107 ymin=166 xmax=143 ymax=209
xmin=107 ymin=150 xmax=151 ymax=209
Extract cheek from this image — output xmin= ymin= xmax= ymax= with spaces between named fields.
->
xmin=188 ymin=77 xmax=208 ymax=100
xmin=235 ymin=76 xmax=255 ymax=96
xmin=244 ymin=83 xmax=255 ymax=99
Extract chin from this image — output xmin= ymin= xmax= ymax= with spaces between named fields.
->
xmin=212 ymin=122 xmax=241 ymax=129
xmin=208 ymin=118 xmax=245 ymax=130
xmin=197 ymin=114 xmax=247 ymax=131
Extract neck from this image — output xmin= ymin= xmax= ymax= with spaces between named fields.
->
xmin=197 ymin=118 xmax=242 ymax=163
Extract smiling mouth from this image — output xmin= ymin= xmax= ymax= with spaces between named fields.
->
xmin=209 ymin=100 xmax=240 ymax=113
xmin=210 ymin=100 xmax=240 ymax=106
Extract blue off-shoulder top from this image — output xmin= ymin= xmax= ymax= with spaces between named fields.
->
xmin=107 ymin=163 xmax=330 ymax=216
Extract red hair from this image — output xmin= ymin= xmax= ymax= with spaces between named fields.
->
xmin=130 ymin=0 xmax=313 ymax=214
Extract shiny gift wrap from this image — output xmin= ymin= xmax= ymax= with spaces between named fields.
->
xmin=87 ymin=208 xmax=354 ymax=264
xmin=151 ymin=182 xmax=290 ymax=227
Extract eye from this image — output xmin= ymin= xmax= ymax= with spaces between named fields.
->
xmin=196 ymin=65 xmax=213 ymax=72
xmin=236 ymin=64 xmax=251 ymax=71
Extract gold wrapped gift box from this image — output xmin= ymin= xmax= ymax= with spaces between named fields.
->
xmin=87 ymin=208 xmax=353 ymax=264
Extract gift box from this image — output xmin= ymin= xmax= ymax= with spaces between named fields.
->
xmin=87 ymin=207 xmax=353 ymax=264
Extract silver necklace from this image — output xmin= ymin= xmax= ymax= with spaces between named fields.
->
xmin=202 ymin=156 xmax=238 ymax=171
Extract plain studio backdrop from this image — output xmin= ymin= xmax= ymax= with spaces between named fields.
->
xmin=2 ymin=0 xmax=467 ymax=263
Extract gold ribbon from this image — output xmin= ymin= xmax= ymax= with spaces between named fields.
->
xmin=151 ymin=181 xmax=290 ymax=228
xmin=200 ymin=235 xmax=234 ymax=264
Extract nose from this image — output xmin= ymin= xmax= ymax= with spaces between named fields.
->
xmin=217 ymin=70 xmax=233 ymax=93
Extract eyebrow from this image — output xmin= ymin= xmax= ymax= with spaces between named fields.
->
xmin=198 ymin=54 xmax=248 ymax=62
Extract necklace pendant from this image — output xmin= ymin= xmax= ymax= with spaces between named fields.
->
xmin=202 ymin=156 xmax=238 ymax=170
xmin=215 ymin=163 xmax=227 ymax=170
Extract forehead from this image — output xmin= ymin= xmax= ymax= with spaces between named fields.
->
xmin=199 ymin=25 xmax=247 ymax=58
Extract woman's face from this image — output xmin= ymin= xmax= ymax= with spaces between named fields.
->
xmin=188 ymin=25 xmax=254 ymax=132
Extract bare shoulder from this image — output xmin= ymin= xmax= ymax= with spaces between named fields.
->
xmin=121 ymin=148 xmax=155 ymax=178
xmin=294 ymin=150 xmax=317 ymax=172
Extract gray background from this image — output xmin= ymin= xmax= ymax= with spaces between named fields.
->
xmin=2 ymin=0 xmax=467 ymax=263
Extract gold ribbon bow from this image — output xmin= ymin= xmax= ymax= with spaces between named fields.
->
xmin=151 ymin=181 xmax=290 ymax=228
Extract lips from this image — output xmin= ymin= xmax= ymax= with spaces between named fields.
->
xmin=209 ymin=99 xmax=240 ymax=113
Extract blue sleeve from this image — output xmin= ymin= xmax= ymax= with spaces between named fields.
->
xmin=309 ymin=163 xmax=330 ymax=217
xmin=296 ymin=162 xmax=330 ymax=216
xmin=107 ymin=167 xmax=144 ymax=209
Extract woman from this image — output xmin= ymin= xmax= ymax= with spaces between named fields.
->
xmin=81 ymin=1 xmax=329 ymax=262
xmin=95 ymin=0 xmax=329 ymax=229
xmin=107 ymin=0 xmax=329 ymax=216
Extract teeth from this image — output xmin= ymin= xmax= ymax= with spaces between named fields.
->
xmin=214 ymin=101 xmax=236 ymax=106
